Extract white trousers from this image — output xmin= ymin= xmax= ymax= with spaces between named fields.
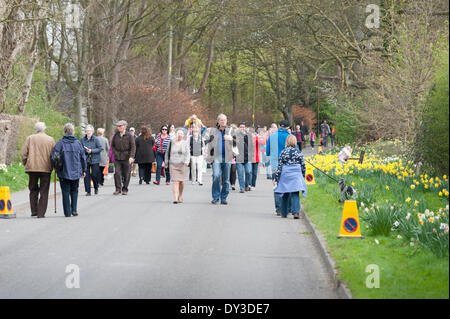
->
xmin=190 ymin=155 xmax=203 ymax=183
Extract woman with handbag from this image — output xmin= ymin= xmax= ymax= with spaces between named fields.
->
xmin=135 ymin=125 xmax=156 ymax=184
xmin=80 ymin=125 xmax=103 ymax=196
xmin=153 ymin=125 xmax=171 ymax=185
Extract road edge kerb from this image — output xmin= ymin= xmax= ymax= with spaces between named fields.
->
xmin=301 ymin=207 xmax=353 ymax=299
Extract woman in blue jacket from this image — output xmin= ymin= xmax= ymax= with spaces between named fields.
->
xmin=273 ymin=135 xmax=307 ymax=219
xmin=80 ymin=124 xmax=103 ymax=196
xmin=52 ymin=123 xmax=86 ymax=217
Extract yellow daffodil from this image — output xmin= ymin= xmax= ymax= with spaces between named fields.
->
xmin=410 ymin=185 xmax=415 ymax=190
xmin=405 ymin=197 xmax=411 ymax=203
xmin=414 ymin=200 xmax=419 ymax=206
xmin=419 ymin=219 xmax=424 ymax=225
xmin=385 ymin=185 xmax=390 ymax=190
xmin=439 ymin=192 xmax=443 ymax=197
xmin=429 ymin=217 xmax=435 ymax=223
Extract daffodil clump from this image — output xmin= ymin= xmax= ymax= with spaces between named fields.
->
xmin=307 ymin=150 xmax=449 ymax=257
xmin=306 ymin=153 xmax=449 ymax=199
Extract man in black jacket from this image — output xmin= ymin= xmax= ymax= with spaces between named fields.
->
xmin=111 ymin=120 xmax=136 ymax=195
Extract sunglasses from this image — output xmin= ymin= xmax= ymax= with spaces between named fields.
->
xmin=162 ymin=128 xmax=168 ymax=131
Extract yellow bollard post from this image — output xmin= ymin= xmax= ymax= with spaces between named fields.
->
xmin=0 ymin=186 xmax=16 ymax=219
xmin=338 ymin=200 xmax=363 ymax=239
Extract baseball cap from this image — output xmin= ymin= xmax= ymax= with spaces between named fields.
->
xmin=129 ymin=127 xmax=135 ymax=131
xmin=279 ymin=120 xmax=290 ymax=128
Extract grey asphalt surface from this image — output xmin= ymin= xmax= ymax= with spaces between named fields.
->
xmin=1 ymin=147 xmax=338 ymax=299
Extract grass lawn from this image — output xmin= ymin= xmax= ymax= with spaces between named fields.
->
xmin=303 ymin=180 xmax=449 ymax=299
xmin=0 ymin=163 xmax=29 ymax=193
xmin=0 ymin=163 xmax=57 ymax=193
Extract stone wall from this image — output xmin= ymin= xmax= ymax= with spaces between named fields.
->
xmin=0 ymin=114 xmax=37 ymax=165
xmin=0 ymin=119 xmax=11 ymax=164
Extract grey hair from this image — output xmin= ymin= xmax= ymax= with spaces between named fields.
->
xmin=35 ymin=122 xmax=46 ymax=133
xmin=85 ymin=124 xmax=94 ymax=132
xmin=217 ymin=113 xmax=227 ymax=121
xmin=64 ymin=123 xmax=75 ymax=135
xmin=175 ymin=127 xmax=186 ymax=134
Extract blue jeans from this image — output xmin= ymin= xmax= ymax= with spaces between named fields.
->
xmin=156 ymin=152 xmax=170 ymax=183
xmin=60 ymin=178 xmax=79 ymax=217
xmin=265 ymin=160 xmax=271 ymax=178
xmin=236 ymin=162 xmax=252 ymax=190
xmin=251 ymin=162 xmax=259 ymax=187
xmin=272 ymin=172 xmax=293 ymax=213
xmin=281 ymin=192 xmax=300 ymax=217
xmin=212 ymin=162 xmax=231 ymax=202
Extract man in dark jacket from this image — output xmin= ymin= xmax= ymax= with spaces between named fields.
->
xmin=80 ymin=124 xmax=103 ymax=196
xmin=235 ymin=122 xmax=254 ymax=192
xmin=52 ymin=123 xmax=86 ymax=217
xmin=111 ymin=120 xmax=136 ymax=195
xmin=135 ymin=125 xmax=155 ymax=184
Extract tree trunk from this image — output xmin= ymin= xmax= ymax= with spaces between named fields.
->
xmin=196 ymin=26 xmax=218 ymax=97
xmin=231 ymin=50 xmax=238 ymax=122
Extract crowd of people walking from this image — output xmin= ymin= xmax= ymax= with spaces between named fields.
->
xmin=20 ymin=114 xmax=335 ymax=219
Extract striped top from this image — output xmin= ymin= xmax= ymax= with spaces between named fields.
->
xmin=155 ymin=134 xmax=171 ymax=154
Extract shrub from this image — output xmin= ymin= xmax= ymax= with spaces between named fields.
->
xmin=414 ymin=46 xmax=449 ymax=176
xmin=360 ymin=202 xmax=403 ymax=236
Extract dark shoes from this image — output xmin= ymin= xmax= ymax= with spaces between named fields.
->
xmin=72 ymin=212 xmax=78 ymax=217
xmin=211 ymin=200 xmax=219 ymax=205
xmin=86 ymin=192 xmax=91 ymax=196
xmin=231 ymin=186 xmax=236 ymax=190
xmin=139 ymin=179 xmax=143 ymax=185
xmin=220 ymin=201 xmax=228 ymax=205
xmin=276 ymin=211 xmax=281 ymax=216
xmin=94 ymin=188 xmax=98 ymax=195
xmin=293 ymin=213 xmax=300 ymax=219
xmin=245 ymin=186 xmax=251 ymax=191
xmin=239 ymin=190 xmax=245 ymax=193
xmin=37 ymin=215 xmax=45 ymax=218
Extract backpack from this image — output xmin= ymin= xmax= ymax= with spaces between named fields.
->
xmin=50 ymin=147 xmax=64 ymax=171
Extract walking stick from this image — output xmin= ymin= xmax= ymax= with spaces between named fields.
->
xmin=54 ymin=170 xmax=57 ymax=214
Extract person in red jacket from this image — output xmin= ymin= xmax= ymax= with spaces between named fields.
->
xmin=293 ymin=125 xmax=303 ymax=151
xmin=250 ymin=127 xmax=266 ymax=190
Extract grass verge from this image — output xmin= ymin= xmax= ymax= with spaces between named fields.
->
xmin=303 ymin=182 xmax=449 ymax=299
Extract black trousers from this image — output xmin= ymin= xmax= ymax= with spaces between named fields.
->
xmin=138 ymin=163 xmax=152 ymax=183
xmin=230 ymin=163 xmax=237 ymax=186
xmin=84 ymin=163 xmax=100 ymax=193
xmin=114 ymin=160 xmax=131 ymax=192
xmin=99 ymin=166 xmax=105 ymax=185
xmin=27 ymin=172 xmax=51 ymax=217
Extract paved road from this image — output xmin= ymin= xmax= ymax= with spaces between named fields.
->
xmin=1 ymin=151 xmax=338 ymax=298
